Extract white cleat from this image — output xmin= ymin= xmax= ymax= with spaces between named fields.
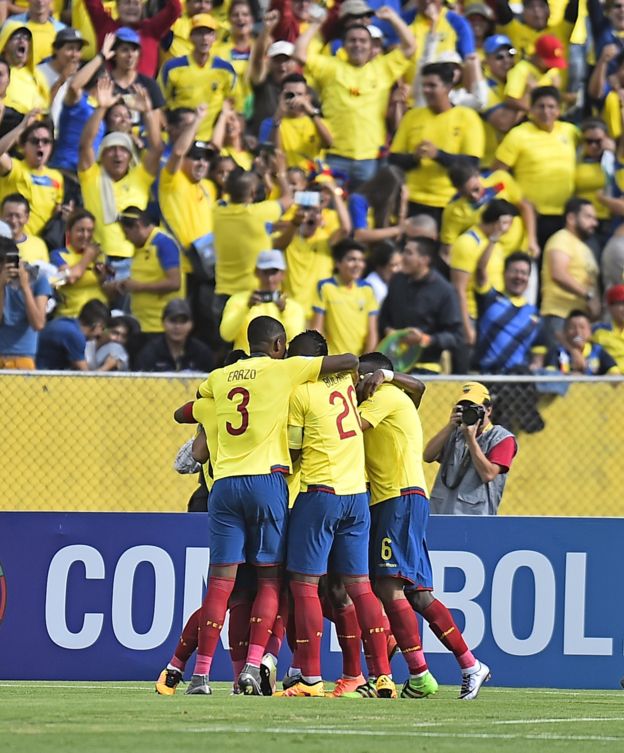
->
xmin=260 ymin=653 xmax=277 ymax=696
xmin=459 ymin=661 xmax=491 ymax=700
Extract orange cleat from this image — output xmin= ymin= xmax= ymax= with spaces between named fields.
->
xmin=327 ymin=675 xmax=368 ymax=698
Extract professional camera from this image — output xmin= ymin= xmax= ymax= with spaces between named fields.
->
xmin=461 ymin=404 xmax=486 ymax=426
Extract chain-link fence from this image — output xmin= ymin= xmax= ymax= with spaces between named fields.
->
xmin=1 ymin=371 xmax=622 ymax=516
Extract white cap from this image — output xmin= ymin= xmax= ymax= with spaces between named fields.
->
xmin=434 ymin=50 xmax=463 ymax=65
xmin=268 ymin=40 xmax=295 ymax=58
xmin=256 ymin=249 xmax=286 ymax=271
xmin=368 ymin=24 xmax=384 ymax=40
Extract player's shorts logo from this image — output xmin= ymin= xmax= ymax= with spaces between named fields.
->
xmin=0 ymin=560 xmax=6 ymax=624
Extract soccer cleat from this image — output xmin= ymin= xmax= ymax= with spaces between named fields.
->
xmin=260 ymin=654 xmax=277 ymax=696
xmin=327 ymin=675 xmax=367 ymax=698
xmin=185 ymin=674 xmax=212 ymax=695
xmin=459 ymin=661 xmax=491 ymax=700
xmin=274 ymin=680 xmax=325 ymax=697
xmin=400 ymin=670 xmax=439 ymax=699
xmin=282 ymin=671 xmax=302 ymax=690
xmin=375 ymin=674 xmax=397 ymax=699
xmin=342 ymin=678 xmax=379 ymax=698
xmin=155 ymin=667 xmax=183 ymax=695
xmin=238 ymin=663 xmax=263 ymax=695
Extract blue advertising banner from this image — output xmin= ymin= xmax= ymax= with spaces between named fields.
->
xmin=0 ymin=513 xmax=621 ymax=688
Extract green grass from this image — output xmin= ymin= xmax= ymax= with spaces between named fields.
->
xmin=1 ymin=682 xmax=623 ymax=753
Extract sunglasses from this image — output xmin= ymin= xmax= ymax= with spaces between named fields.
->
xmin=27 ymin=137 xmax=52 ymax=146
xmin=584 ymin=138 xmax=603 ymax=145
xmin=494 ymin=50 xmax=516 ymax=60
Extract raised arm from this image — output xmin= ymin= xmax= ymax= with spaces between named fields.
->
xmin=293 ymin=18 xmax=322 ymax=66
xmin=140 ymin=103 xmax=166 ymax=176
xmin=249 ymin=10 xmax=280 ymax=86
xmin=0 ymin=110 xmax=39 ymax=176
xmin=166 ymin=104 xmax=207 ymax=174
xmin=65 ymin=32 xmax=115 ymax=106
xmin=143 ymin=0 xmax=182 ymax=35
xmin=79 ymin=77 xmax=118 ymax=172
xmin=375 ymin=6 xmax=416 ymax=58
xmin=320 ymin=353 xmax=359 ymax=374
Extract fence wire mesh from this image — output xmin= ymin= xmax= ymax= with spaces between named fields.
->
xmin=1 ymin=372 xmax=622 ymax=516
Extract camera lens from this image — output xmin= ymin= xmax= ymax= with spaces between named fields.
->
xmin=461 ymin=405 xmax=481 ymax=426
xmin=284 ymin=92 xmax=296 ymax=100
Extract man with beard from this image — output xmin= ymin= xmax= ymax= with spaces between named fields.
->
xmin=540 ymin=198 xmax=600 ymax=349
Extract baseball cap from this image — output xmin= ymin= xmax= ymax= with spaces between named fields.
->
xmin=163 ymin=298 xmax=193 ymax=320
xmin=606 ymin=284 xmax=624 ymax=305
xmin=368 ymin=24 xmax=384 ymax=40
xmin=434 ymin=50 xmax=462 ymax=66
xmin=483 ymin=34 xmax=515 ymax=56
xmin=534 ymin=34 xmax=567 ymax=69
xmin=97 ymin=131 xmax=136 ymax=162
xmin=464 ymin=3 xmax=494 ymax=20
xmin=53 ymin=27 xmax=87 ymax=49
xmin=118 ymin=205 xmax=144 ymax=223
xmin=339 ymin=0 xmax=374 ymax=18
xmin=268 ymin=40 xmax=295 ymax=58
xmin=256 ymin=249 xmax=286 ymax=271
xmin=186 ymin=140 xmax=214 ymax=160
xmin=190 ymin=13 xmax=219 ymax=31
xmin=457 ymin=381 xmax=491 ymax=405
xmin=114 ymin=27 xmax=141 ymax=47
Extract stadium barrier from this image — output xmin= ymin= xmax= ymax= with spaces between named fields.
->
xmin=0 ymin=512 xmax=620 ymax=689
xmin=1 ymin=371 xmax=623 ymax=516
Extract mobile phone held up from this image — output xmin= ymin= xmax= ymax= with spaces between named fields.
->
xmin=255 ymin=290 xmax=280 ymax=303
xmin=294 ymin=191 xmax=321 ymax=208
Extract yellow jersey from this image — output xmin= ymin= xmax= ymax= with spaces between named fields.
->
xmin=304 ymin=48 xmax=410 ymax=160
xmin=211 ymin=40 xmax=252 ymax=116
xmin=17 ymin=234 xmax=49 ymax=265
xmin=283 ymin=232 xmax=334 ymax=318
xmin=79 ymin=161 xmax=153 ymax=259
xmin=450 ymin=225 xmax=505 ymax=319
xmin=390 ymin=105 xmax=485 ymax=206
xmin=359 ymin=383 xmax=428 ymax=506
xmin=129 ymin=226 xmax=183 ymax=332
xmin=602 ymin=90 xmax=623 ymax=140
xmin=198 ymin=354 xmax=323 ymax=479
xmin=495 ymin=120 xmax=578 ymax=215
xmin=592 ymin=323 xmax=624 ymax=372
xmin=219 ymin=292 xmax=305 ymax=350
xmin=481 ymin=76 xmax=506 ymax=167
xmin=406 ymin=7 xmax=463 ymax=81
xmin=275 ymin=115 xmax=328 ymax=170
xmin=159 ymin=166 xmax=216 ymax=274
xmin=498 ymin=18 xmax=572 ymax=59
xmin=504 ymin=60 xmax=562 ymax=101
xmin=0 ymin=159 xmax=63 ymax=236
xmin=213 ymin=199 xmax=283 ymax=295
xmin=440 ymin=169 xmax=526 ymax=255
xmin=192 ymin=396 xmax=217 ymax=492
xmin=313 ymin=276 xmax=378 ymax=355
xmin=288 ymin=372 xmax=366 ymax=495
xmin=574 ymin=159 xmax=610 ymax=220
xmin=158 ymin=53 xmax=236 ymax=141
xmin=541 ymin=228 xmax=598 ymax=318
xmin=3 ymin=65 xmax=49 ymax=114
xmin=49 ymin=245 xmax=107 ymax=318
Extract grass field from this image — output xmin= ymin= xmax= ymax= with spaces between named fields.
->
xmin=1 ymin=682 xmax=623 ymax=753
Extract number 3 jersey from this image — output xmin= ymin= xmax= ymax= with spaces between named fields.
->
xmin=197 ymin=355 xmax=322 ymax=481
xmin=288 ymin=372 xmax=366 ymax=496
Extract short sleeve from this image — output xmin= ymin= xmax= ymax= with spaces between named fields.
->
xmin=495 ymin=127 xmax=522 ymax=168
xmin=304 ymin=53 xmax=339 ymax=86
xmin=312 ymin=279 xmax=328 ymax=314
xmin=198 ymin=373 xmax=213 ymax=398
xmin=253 ymin=200 xmax=283 ymax=223
xmin=379 ymin=47 xmax=411 ymax=83
xmin=503 ymin=63 xmax=528 ymax=101
xmin=486 ymin=435 xmax=517 ymax=472
xmin=193 ymin=397 xmax=215 ymax=426
xmin=359 ymin=385 xmax=393 ymax=429
xmin=284 ymin=355 xmax=323 ymax=386
xmin=64 ymin=324 xmax=87 ymax=362
xmin=154 ymin=233 xmax=180 ymax=270
xmin=287 ymin=384 xmax=308 ymax=428
xmin=34 ymin=275 xmax=53 ymax=297
xmin=450 ymin=233 xmax=478 ymax=273
xmin=348 ymin=193 xmax=370 ymax=230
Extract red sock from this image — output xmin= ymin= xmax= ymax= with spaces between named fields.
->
xmin=421 ymin=598 xmax=475 ymax=669
xmin=171 ymin=608 xmax=200 ymax=670
xmin=266 ymin=588 xmax=289 ymax=658
xmin=228 ymin=598 xmax=252 ymax=678
xmin=195 ymin=576 xmax=236 ymax=675
xmin=246 ymin=576 xmax=281 ymax=667
xmin=332 ymin=603 xmax=362 ymax=678
xmin=384 ymin=598 xmax=428 ymax=675
xmin=290 ymin=580 xmax=323 ymax=679
xmin=345 ymin=581 xmax=390 ymax=677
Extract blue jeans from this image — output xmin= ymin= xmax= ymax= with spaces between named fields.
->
xmin=325 ymin=154 xmax=378 ymax=189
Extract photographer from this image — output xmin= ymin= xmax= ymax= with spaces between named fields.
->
xmin=0 ymin=235 xmax=51 ymax=370
xmin=219 ymin=249 xmax=305 ymax=351
xmin=425 ymin=382 xmax=517 ymax=516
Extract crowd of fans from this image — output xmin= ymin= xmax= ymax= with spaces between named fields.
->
xmin=0 ymin=0 xmax=624 ymax=377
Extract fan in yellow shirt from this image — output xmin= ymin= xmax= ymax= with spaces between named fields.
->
xmin=219 ymin=249 xmax=305 ymax=350
xmin=294 ymin=8 xmax=415 ymax=184
xmin=211 ymin=0 xmax=255 ymax=116
xmin=1 ymin=192 xmax=49 ymax=267
xmin=450 ymin=199 xmax=517 ymax=348
xmin=504 ymin=34 xmax=568 ymax=112
xmin=0 ymin=23 xmax=50 ymax=114
xmin=389 ymin=62 xmax=484 ymax=223
xmin=492 ymin=85 xmax=578 ymax=248
xmin=161 ymin=0 xmax=215 ymax=62
xmin=311 ymin=239 xmax=378 ymax=356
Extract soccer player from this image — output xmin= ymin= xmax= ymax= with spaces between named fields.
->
xmin=187 ymin=316 xmax=358 ymax=695
xmin=277 ymin=330 xmax=396 ymax=699
xmin=357 ymin=353 xmax=491 ymax=700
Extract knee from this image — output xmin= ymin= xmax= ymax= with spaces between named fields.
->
xmin=372 ymin=578 xmax=400 ymax=605
xmin=408 ymin=589 xmax=434 ymax=614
